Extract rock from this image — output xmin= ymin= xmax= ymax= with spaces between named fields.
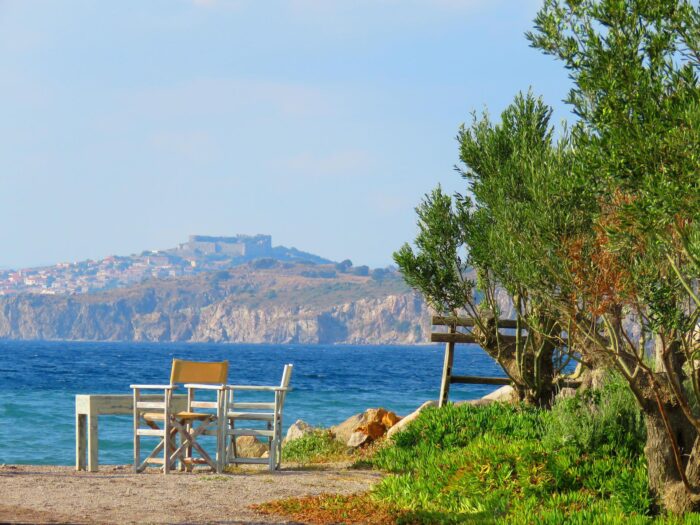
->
xmin=283 ymin=419 xmax=315 ymax=445
xmin=333 ymin=407 xmax=402 ymax=447
xmin=347 ymin=431 xmax=371 ymax=448
xmin=382 ymin=412 xmax=401 ymax=428
xmin=331 ymin=413 xmax=365 ymax=445
xmin=386 ymin=400 xmax=437 ymax=439
xmin=235 ymin=436 xmax=268 ymax=458
xmin=481 ymin=385 xmax=514 ymax=402
xmin=356 ymin=421 xmax=387 ymax=441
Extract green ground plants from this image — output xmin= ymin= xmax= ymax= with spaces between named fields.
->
xmin=369 ymin=378 xmax=657 ymax=524
xmin=281 ymin=429 xmax=349 ymax=464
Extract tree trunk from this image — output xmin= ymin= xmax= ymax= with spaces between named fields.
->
xmin=640 ymin=398 xmax=700 ymax=514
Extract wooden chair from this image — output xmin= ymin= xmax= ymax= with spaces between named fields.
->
xmin=132 ymin=359 xmax=228 ymax=474
xmin=224 ymin=364 xmax=293 ymax=471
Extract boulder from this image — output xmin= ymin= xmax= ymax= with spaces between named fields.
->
xmin=356 ymin=421 xmax=387 ymax=441
xmin=332 ymin=407 xmax=402 ymax=448
xmin=386 ymin=400 xmax=437 ymax=439
xmin=347 ymin=431 xmax=371 ymax=448
xmin=330 ymin=413 xmax=366 ymax=445
xmin=481 ymin=385 xmax=514 ymax=402
xmin=283 ymin=419 xmax=315 ymax=445
xmin=235 ymin=436 xmax=268 ymax=458
xmin=382 ymin=411 xmax=402 ymax=429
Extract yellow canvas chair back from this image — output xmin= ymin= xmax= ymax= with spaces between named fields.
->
xmin=170 ymin=359 xmax=229 ymax=385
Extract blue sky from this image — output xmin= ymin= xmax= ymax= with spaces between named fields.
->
xmin=0 ymin=0 xmax=572 ymax=269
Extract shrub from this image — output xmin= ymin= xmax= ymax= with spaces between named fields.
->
xmin=543 ymin=374 xmax=646 ymax=458
xmin=282 ymin=430 xmax=347 ymax=464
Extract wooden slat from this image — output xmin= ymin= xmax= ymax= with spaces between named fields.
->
xmin=190 ymin=401 xmax=217 ymax=409
xmin=431 ymin=332 xmax=477 ymax=344
xmin=431 ymin=332 xmax=519 ymax=345
xmin=229 ymin=457 xmax=269 ymax=465
xmin=432 ymin=316 xmax=477 ymax=327
xmin=231 ymin=429 xmax=275 ymax=438
xmin=450 ymin=375 xmax=511 ymax=385
xmin=227 ymin=412 xmax=274 ymax=421
xmin=231 ymin=402 xmax=275 ymax=410
xmin=432 ymin=315 xmax=519 ymax=329
xmin=136 ymin=402 xmax=166 ymax=410
xmin=136 ymin=428 xmax=165 ymax=437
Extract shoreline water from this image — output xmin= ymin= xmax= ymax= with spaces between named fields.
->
xmin=0 ymin=340 xmax=505 ymax=465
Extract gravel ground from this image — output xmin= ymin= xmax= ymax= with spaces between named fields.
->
xmin=0 ymin=464 xmax=383 ymax=524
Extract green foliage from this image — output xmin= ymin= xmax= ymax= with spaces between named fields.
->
xmin=393 ymin=187 xmax=472 ymax=314
xmin=369 ymin=398 xmax=655 ymax=523
xmin=282 ymin=430 xmax=347 ymax=464
xmin=544 ymin=374 xmax=646 ymax=458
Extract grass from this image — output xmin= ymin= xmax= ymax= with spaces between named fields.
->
xmin=261 ymin=374 xmax=700 ymax=523
xmin=282 ymin=429 xmax=350 ymax=464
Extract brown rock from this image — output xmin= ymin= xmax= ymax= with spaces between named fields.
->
xmin=235 ymin=436 xmax=268 ymax=458
xmin=356 ymin=421 xmax=386 ymax=441
xmin=332 ymin=407 xmax=403 ymax=446
xmin=386 ymin=400 xmax=437 ymax=439
xmin=382 ymin=412 xmax=401 ymax=429
xmin=330 ymin=413 xmax=365 ymax=445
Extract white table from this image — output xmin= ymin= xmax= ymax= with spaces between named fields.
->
xmin=75 ymin=394 xmax=186 ymax=472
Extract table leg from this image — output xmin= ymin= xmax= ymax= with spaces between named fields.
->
xmin=87 ymin=414 xmax=98 ymax=472
xmin=76 ymin=413 xmax=86 ymax=471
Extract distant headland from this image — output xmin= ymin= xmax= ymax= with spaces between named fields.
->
xmin=0 ymin=235 xmax=430 ymax=345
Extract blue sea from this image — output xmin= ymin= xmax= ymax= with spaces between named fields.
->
xmin=0 ymin=340 xmax=504 ymax=465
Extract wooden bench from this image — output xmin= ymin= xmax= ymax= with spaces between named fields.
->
xmin=75 ymin=394 xmax=186 ymax=472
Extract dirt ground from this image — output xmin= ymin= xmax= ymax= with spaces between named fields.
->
xmin=0 ymin=464 xmax=382 ymax=524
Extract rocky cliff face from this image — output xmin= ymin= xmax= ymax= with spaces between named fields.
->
xmin=193 ymin=293 xmax=430 ymax=344
xmin=0 ymin=264 xmax=432 ymax=344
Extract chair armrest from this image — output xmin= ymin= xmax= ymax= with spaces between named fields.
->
xmin=183 ymin=383 xmax=227 ymax=390
xmin=130 ymin=384 xmax=172 ymax=390
xmin=227 ymin=385 xmax=290 ymax=392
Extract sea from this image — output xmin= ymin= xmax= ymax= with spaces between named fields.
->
xmin=0 ymin=340 xmax=505 ymax=466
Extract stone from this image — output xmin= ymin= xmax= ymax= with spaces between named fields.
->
xmin=356 ymin=421 xmax=386 ymax=441
xmin=235 ymin=435 xmax=268 ymax=458
xmin=330 ymin=413 xmax=366 ymax=445
xmin=481 ymin=385 xmax=514 ymax=402
xmin=283 ymin=419 xmax=315 ymax=445
xmin=386 ymin=400 xmax=437 ymax=439
xmin=332 ymin=407 xmax=401 ymax=447
xmin=347 ymin=431 xmax=371 ymax=448
xmin=382 ymin=411 xmax=401 ymax=429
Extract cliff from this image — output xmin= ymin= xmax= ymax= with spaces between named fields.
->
xmin=0 ymin=261 xmax=432 ymax=344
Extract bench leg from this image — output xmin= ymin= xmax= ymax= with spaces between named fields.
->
xmin=76 ymin=414 xmax=87 ymax=471
xmin=87 ymin=414 xmax=98 ymax=472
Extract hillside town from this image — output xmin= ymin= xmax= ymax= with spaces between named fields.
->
xmin=0 ymin=235 xmax=329 ymax=296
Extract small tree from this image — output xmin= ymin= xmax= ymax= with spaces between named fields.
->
xmin=395 ymin=94 xmax=577 ymax=407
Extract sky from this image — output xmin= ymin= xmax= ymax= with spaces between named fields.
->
xmin=0 ymin=0 xmax=573 ymax=270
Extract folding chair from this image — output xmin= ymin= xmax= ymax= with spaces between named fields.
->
xmin=224 ymin=364 xmax=293 ymax=471
xmin=132 ymin=359 xmax=228 ymax=474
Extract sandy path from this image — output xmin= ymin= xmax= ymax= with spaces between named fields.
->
xmin=0 ymin=464 xmax=382 ymax=524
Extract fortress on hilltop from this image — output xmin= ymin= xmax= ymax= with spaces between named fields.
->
xmin=174 ymin=234 xmax=273 ymax=258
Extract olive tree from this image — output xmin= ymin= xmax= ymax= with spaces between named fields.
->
xmin=395 ymin=93 xmax=578 ymax=407
xmin=527 ymin=0 xmax=700 ymax=513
